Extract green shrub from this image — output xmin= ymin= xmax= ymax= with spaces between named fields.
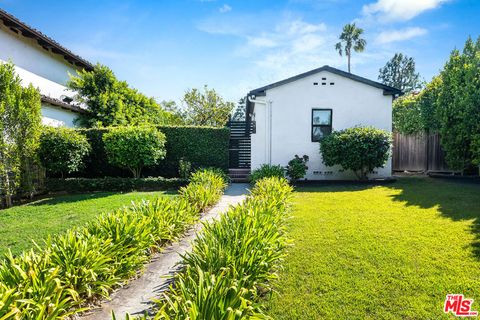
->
xmin=154 ymin=177 xmax=293 ymax=319
xmin=38 ymin=127 xmax=91 ymax=178
xmin=178 ymin=158 xmax=192 ymax=179
xmin=320 ymin=126 xmax=392 ymax=180
xmin=250 ymin=164 xmax=285 ymax=184
xmin=0 ymin=169 xmax=225 ymax=319
xmin=179 ymin=169 xmax=227 ymax=212
xmin=78 ymin=126 xmax=230 ymax=178
xmin=45 ymin=177 xmax=186 ymax=193
xmin=286 ymin=154 xmax=309 ymax=182
xmin=103 ymin=126 xmax=166 ymax=178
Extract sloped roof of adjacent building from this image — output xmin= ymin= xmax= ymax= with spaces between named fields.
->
xmin=0 ymin=8 xmax=94 ymax=71
xmin=41 ymin=95 xmax=87 ymax=114
xmin=248 ymin=65 xmax=402 ymax=96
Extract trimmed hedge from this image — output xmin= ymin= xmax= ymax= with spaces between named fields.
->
xmin=0 ymin=169 xmax=227 ymax=319
xmin=46 ymin=177 xmax=187 ymax=193
xmin=77 ymin=126 xmax=230 ymax=178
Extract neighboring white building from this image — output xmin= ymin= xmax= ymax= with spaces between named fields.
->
xmin=246 ymin=65 xmax=401 ymax=180
xmin=0 ymin=9 xmax=92 ymax=127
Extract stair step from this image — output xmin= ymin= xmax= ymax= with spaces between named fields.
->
xmin=228 ymin=168 xmax=250 ymax=183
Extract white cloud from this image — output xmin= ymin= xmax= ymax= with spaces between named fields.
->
xmin=197 ymin=16 xmax=372 ymax=97
xmin=362 ymin=0 xmax=449 ymax=21
xmin=283 ymin=20 xmax=326 ymax=35
xmin=219 ymin=4 xmax=232 ymax=13
xmin=376 ymin=27 xmax=427 ymax=44
xmin=247 ymin=36 xmax=278 ymax=48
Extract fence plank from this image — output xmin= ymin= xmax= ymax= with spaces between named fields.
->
xmin=393 ymin=132 xmax=451 ymax=172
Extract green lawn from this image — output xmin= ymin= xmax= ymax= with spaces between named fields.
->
xmin=265 ymin=177 xmax=480 ymax=319
xmin=0 ymin=191 xmax=174 ymax=255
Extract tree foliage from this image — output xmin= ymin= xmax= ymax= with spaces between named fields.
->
xmin=286 ymin=155 xmax=309 ymax=182
xmin=392 ymin=76 xmax=441 ymax=134
xmin=320 ymin=127 xmax=391 ymax=180
xmin=181 ymin=85 xmax=234 ymax=127
xmin=231 ymin=97 xmax=246 ymax=121
xmin=38 ymin=127 xmax=91 ymax=178
xmin=335 ymin=23 xmax=366 ymax=73
xmin=390 ymin=37 xmax=480 ymax=173
xmin=0 ymin=62 xmax=42 ymax=207
xmin=103 ymin=126 xmax=167 ymax=178
xmin=379 ymin=53 xmax=423 ymax=93
xmin=436 ymin=37 xmax=480 ymax=170
xmin=68 ymin=64 xmax=175 ymax=127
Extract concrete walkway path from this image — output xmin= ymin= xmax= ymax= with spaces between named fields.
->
xmin=81 ymin=183 xmax=249 ymax=320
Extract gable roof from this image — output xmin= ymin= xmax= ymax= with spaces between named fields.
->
xmin=248 ymin=65 xmax=402 ymax=96
xmin=0 ymin=9 xmax=94 ymax=71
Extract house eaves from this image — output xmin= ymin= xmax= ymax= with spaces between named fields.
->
xmin=0 ymin=9 xmax=94 ymax=71
xmin=41 ymin=95 xmax=88 ymax=114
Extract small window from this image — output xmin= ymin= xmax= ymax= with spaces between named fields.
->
xmin=312 ymin=109 xmax=332 ymax=142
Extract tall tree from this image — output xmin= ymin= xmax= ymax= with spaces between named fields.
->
xmin=437 ymin=36 xmax=480 ymax=172
xmin=379 ymin=53 xmax=423 ymax=93
xmin=0 ymin=62 xmax=41 ymax=207
xmin=68 ymin=64 xmax=176 ymax=127
xmin=231 ymin=97 xmax=246 ymax=121
xmin=181 ymin=85 xmax=234 ymax=127
xmin=335 ymin=23 xmax=366 ymax=73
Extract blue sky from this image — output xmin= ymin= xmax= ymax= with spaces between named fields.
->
xmin=1 ymin=0 xmax=479 ymax=102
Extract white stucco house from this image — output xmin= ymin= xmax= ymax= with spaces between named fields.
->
xmin=245 ymin=65 xmax=401 ymax=180
xmin=0 ymin=9 xmax=92 ymax=127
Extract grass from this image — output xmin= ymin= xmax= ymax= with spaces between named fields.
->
xmin=265 ymin=177 xmax=480 ymax=319
xmin=0 ymin=191 xmax=174 ymax=255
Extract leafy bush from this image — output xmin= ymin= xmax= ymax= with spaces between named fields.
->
xmin=154 ymin=177 xmax=293 ymax=319
xmin=286 ymin=154 xmax=309 ymax=182
xmin=45 ymin=177 xmax=186 ymax=193
xmin=320 ymin=126 xmax=391 ymax=180
xmin=249 ymin=164 xmax=285 ymax=185
xmin=103 ymin=126 xmax=166 ymax=178
xmin=0 ymin=169 xmax=225 ymax=319
xmin=0 ymin=62 xmax=42 ymax=207
xmin=78 ymin=126 xmax=230 ymax=178
xmin=179 ymin=169 xmax=228 ymax=212
xmin=38 ymin=127 xmax=91 ymax=178
xmin=392 ymin=76 xmax=441 ymax=135
xmin=67 ymin=64 xmax=176 ymax=127
xmin=178 ymin=158 xmax=192 ymax=179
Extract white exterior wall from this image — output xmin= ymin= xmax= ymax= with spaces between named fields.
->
xmin=0 ymin=23 xmax=80 ymax=127
xmin=251 ymin=70 xmax=393 ymax=180
xmin=41 ymin=104 xmax=77 ymax=127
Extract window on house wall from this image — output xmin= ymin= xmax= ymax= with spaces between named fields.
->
xmin=312 ymin=109 xmax=332 ymax=142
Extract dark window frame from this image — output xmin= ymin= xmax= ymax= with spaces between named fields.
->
xmin=311 ymin=108 xmax=332 ymax=142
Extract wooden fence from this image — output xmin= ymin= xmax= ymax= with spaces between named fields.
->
xmin=392 ymin=132 xmax=452 ymax=172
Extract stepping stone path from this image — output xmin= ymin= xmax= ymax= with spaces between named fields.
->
xmin=81 ymin=183 xmax=249 ymax=320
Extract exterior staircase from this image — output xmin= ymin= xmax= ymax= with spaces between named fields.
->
xmin=228 ymin=168 xmax=250 ymax=183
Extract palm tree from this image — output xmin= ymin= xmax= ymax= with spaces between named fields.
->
xmin=335 ymin=23 xmax=366 ymax=73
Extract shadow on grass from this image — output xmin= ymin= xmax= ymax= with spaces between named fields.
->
xmin=26 ymin=192 xmax=118 ymax=207
xmin=294 ymin=176 xmax=480 ymax=259
xmin=28 ymin=190 xmax=176 ymax=207
xmin=388 ymin=177 xmax=480 ymax=259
